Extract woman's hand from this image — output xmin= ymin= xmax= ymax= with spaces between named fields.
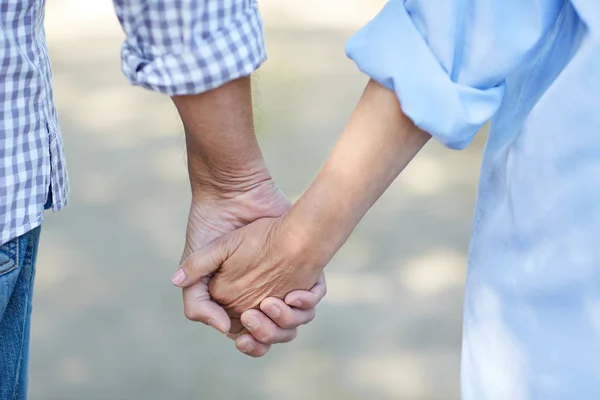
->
xmin=180 ymin=178 xmax=326 ymax=357
xmin=173 ymin=215 xmax=327 ymax=320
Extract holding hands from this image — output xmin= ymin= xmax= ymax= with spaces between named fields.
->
xmin=174 ymin=178 xmax=326 ymax=357
xmin=174 ymin=208 xmax=328 ymax=354
xmin=172 ymin=78 xmax=429 ymax=358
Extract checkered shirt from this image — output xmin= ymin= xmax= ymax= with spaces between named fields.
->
xmin=0 ymin=0 xmax=266 ymax=245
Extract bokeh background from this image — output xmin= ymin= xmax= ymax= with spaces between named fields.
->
xmin=33 ymin=1 xmax=487 ymax=399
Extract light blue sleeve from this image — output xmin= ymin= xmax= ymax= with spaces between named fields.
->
xmin=346 ymin=0 xmax=564 ymax=149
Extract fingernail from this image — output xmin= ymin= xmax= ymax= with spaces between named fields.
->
xmin=293 ymin=300 xmax=303 ymax=308
xmin=244 ymin=315 xmax=260 ymax=331
xmin=170 ymin=269 xmax=185 ymax=286
xmin=265 ymin=304 xmax=280 ymax=318
xmin=240 ymin=340 xmax=254 ymax=354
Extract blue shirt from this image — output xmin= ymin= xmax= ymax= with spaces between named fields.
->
xmin=347 ymin=0 xmax=600 ymax=398
xmin=0 ymin=0 xmax=265 ymax=245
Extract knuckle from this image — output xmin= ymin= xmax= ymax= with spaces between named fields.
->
xmin=208 ymin=281 xmax=230 ymax=304
xmin=278 ymin=314 xmax=296 ymax=330
xmin=183 ymin=305 xmax=203 ymax=322
xmin=184 ymin=254 xmax=201 ymax=276
xmin=255 ymin=329 xmax=275 ymax=344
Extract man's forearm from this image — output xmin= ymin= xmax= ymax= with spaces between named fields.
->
xmin=172 ymin=77 xmax=270 ymax=198
xmin=287 ymin=80 xmax=431 ymax=264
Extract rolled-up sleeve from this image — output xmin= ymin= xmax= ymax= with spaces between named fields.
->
xmin=113 ymin=0 xmax=266 ymax=96
xmin=346 ymin=0 xmax=563 ymax=149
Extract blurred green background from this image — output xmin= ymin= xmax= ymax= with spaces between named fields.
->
xmin=33 ymin=1 xmax=486 ymax=399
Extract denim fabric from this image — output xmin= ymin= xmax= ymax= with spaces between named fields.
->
xmin=0 ymin=226 xmax=42 ymax=400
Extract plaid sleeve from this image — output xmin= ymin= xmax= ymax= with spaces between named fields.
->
xmin=113 ymin=0 xmax=266 ymax=96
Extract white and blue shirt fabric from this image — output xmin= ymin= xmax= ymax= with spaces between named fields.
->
xmin=347 ymin=1 xmax=600 ymax=398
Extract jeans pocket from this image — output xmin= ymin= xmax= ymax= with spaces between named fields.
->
xmin=0 ymin=237 xmax=18 ymax=276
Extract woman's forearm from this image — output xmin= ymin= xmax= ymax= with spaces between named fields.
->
xmin=287 ymin=80 xmax=431 ymax=265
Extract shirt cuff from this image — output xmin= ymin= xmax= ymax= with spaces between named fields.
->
xmin=345 ymin=1 xmax=503 ymax=150
xmin=120 ymin=5 xmax=266 ymax=96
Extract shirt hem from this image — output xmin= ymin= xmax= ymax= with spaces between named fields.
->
xmin=1 ymin=218 xmax=44 ymax=247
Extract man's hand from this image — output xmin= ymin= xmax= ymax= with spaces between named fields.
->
xmin=173 ymin=214 xmax=329 ymax=334
xmin=171 ymin=78 xmax=326 ymax=357
xmin=231 ymin=273 xmax=326 ymax=355
xmin=179 ymin=180 xmax=326 ymax=357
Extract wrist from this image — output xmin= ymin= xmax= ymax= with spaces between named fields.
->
xmin=171 ymin=77 xmax=270 ymax=200
xmin=281 ymin=159 xmax=373 ymax=267
xmin=187 ymin=156 xmax=273 ymax=200
xmin=279 ymin=197 xmax=349 ymax=271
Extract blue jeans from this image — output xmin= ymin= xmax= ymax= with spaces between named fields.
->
xmin=0 ymin=226 xmax=41 ymax=400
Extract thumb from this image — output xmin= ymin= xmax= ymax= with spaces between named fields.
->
xmin=171 ymin=237 xmax=231 ymax=288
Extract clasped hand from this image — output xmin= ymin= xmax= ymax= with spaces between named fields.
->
xmin=170 ymin=178 xmax=328 ymax=357
xmin=172 ymin=215 xmax=326 ymax=355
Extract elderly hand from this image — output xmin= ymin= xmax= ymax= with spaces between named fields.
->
xmin=179 ymin=179 xmax=326 ymax=357
xmin=170 ymin=78 xmax=329 ymax=357
xmin=173 ymin=214 xmax=331 ymax=350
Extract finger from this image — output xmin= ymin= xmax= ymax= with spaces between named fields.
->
xmin=241 ymin=309 xmax=298 ymax=344
xmin=182 ymin=278 xmax=231 ymax=334
xmin=235 ymin=334 xmax=271 ymax=358
xmin=171 ymin=238 xmax=231 ymax=288
xmin=284 ymin=273 xmax=327 ymax=310
xmin=260 ymin=298 xmax=315 ymax=329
